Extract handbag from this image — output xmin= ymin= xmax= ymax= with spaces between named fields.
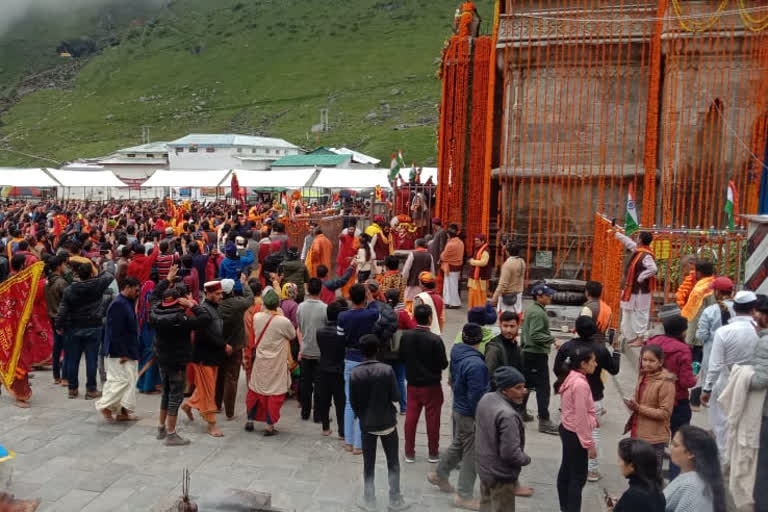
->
xmin=250 ymin=314 xmax=276 ymax=363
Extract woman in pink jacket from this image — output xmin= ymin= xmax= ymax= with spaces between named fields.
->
xmin=554 ymin=345 xmax=598 ymax=512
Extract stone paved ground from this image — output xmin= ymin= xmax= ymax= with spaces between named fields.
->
xmin=2 ymin=307 xmax=710 ymax=512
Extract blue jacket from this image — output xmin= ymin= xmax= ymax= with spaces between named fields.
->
xmin=449 ymin=343 xmax=489 ymax=417
xmin=218 ymin=250 xmax=255 ymax=292
xmin=103 ymin=293 xmax=139 ymax=360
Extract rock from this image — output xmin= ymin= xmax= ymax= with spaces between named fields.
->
xmin=390 ymin=88 xmax=400 ymax=96
xmin=365 ymin=111 xmax=377 ymax=121
xmin=198 ymin=101 xmax=207 ymax=106
xmin=433 ymin=56 xmax=442 ymax=65
xmin=139 ymin=96 xmax=148 ymax=102
xmin=105 ymin=114 xmax=114 ymax=120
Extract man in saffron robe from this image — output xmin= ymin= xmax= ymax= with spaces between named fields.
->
xmin=467 ymin=234 xmax=491 ymax=310
xmin=680 ymin=259 xmax=715 ymax=408
xmin=337 ymin=226 xmax=358 ymax=299
xmin=614 ymin=230 xmax=657 ymax=347
xmin=307 ymin=227 xmax=333 ymax=278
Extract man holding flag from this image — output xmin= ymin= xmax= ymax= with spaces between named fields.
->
xmin=613 ymin=184 xmax=658 ymax=347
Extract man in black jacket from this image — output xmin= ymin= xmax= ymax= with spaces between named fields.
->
xmin=56 ymin=261 xmax=114 ymax=399
xmin=553 ymin=315 xmax=620 ymax=483
xmin=350 ymin=335 xmax=409 ymax=512
xmin=150 ymin=268 xmax=212 ymax=446
xmin=315 ymin=298 xmax=349 ymax=437
xmin=215 ymin=275 xmax=253 ymax=420
xmin=399 ymin=304 xmax=448 ymax=463
xmin=181 ymin=280 xmax=230 ymax=438
xmin=485 ymin=312 xmax=525 ymax=394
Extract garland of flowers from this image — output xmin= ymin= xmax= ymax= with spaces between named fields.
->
xmin=590 ymin=214 xmax=624 ymax=328
xmin=671 ymin=0 xmax=728 ymax=33
xmin=737 ymin=0 xmax=768 ymax=31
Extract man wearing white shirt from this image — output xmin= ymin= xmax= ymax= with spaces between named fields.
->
xmin=701 ymin=290 xmax=759 ymax=460
xmin=614 ymin=230 xmax=658 ymax=347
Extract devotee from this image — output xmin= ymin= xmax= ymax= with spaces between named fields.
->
xmin=297 ymin=277 xmax=327 ymax=422
xmin=316 ymin=299 xmax=349 ymax=438
xmin=338 ymin=284 xmax=381 ymax=455
xmin=579 ymin=280 xmax=612 ymax=345
xmin=520 ymin=283 xmax=559 ymax=435
xmin=485 ymin=311 xmax=523 ymax=392
xmin=474 ymin=367 xmax=533 ymax=511
xmin=181 ymin=280 xmax=229 ymax=438
xmin=675 ymin=255 xmax=697 ymax=308
xmin=605 ymin=439 xmax=665 ymax=512
xmin=428 ymin=217 xmax=448 ymax=294
xmin=56 ymin=261 xmax=115 ymax=400
xmin=246 ymin=287 xmax=296 ymax=436
xmin=307 ymin=226 xmax=332 ymax=278
xmin=300 ymin=221 xmax=317 ymax=261
xmin=349 ymin=334 xmax=409 ymax=512
xmin=553 ymin=345 xmax=598 ymax=512
xmin=614 ymin=230 xmax=657 ymax=347
xmin=354 ymin=233 xmax=377 ymax=283
xmin=380 ymin=255 xmax=406 ymax=303
xmin=665 ymin=425 xmax=727 ymax=512
xmin=427 ymin=323 xmax=488 ymax=511
xmin=95 ymin=277 xmax=141 ymax=423
xmin=680 ymin=260 xmax=715 ymax=407
xmin=383 ymin=288 xmax=415 ymax=414
xmin=242 ymin=279 xmax=263 ymax=383
xmin=490 ymin=241 xmax=525 ymax=315
xmin=126 ymin=240 xmax=159 ymax=284
xmin=399 ymin=304 xmax=448 ymax=464
xmin=44 ymin=254 xmax=70 ymax=386
xmin=749 ymin=296 xmax=768 ymax=510
xmin=280 ymin=247 xmax=310 ymax=302
xmin=216 ymin=275 xmax=253 ymax=420
xmin=366 ymin=215 xmax=392 ymax=263
xmin=219 ymin=241 xmax=254 ymax=293
xmin=136 ymin=274 xmax=161 ymax=395
xmin=701 ymin=290 xmax=759 ymax=460
xmin=467 ymin=233 xmax=490 ymax=309
xmin=336 ymin=225 xmax=358 ymax=296
xmin=440 ymin=225 xmax=464 ymax=310
xmin=316 ymin=263 xmax=354 ymax=304
xmin=555 ymin=316 xmax=621 ymax=482
xmin=402 ymin=238 xmax=434 ymax=306
xmin=413 ymin=271 xmax=444 ymax=335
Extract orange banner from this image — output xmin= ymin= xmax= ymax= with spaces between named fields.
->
xmin=0 ymin=262 xmax=45 ymax=390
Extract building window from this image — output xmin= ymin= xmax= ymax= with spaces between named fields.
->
xmin=237 ymin=147 xmax=242 ymax=153
xmin=127 ymin=153 xmax=136 ymax=158
xmin=189 ymin=147 xmax=198 ymax=153
xmin=146 ymin=154 xmax=154 ymax=158
xmin=251 ymin=148 xmax=256 ymax=153
xmin=206 ymin=147 xmax=215 ymax=153
xmin=265 ymin=148 xmax=270 ymax=154
xmin=175 ymin=148 xmax=183 ymax=154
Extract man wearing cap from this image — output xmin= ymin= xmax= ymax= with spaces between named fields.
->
xmin=474 ymin=366 xmax=533 ymax=511
xmin=491 ymin=241 xmax=526 ymax=316
xmin=95 ymin=277 xmax=141 ymax=423
xmin=692 ymin=276 xmax=734 ymax=411
xmin=428 ymin=217 xmax=448 ymax=294
xmin=413 ymin=271 xmax=444 ymax=335
xmin=181 ymin=280 xmax=230 ymax=438
xmin=215 ymin=275 xmax=253 ymax=420
xmin=701 ymin=290 xmax=760 ymax=459
xmin=218 ymin=241 xmax=254 ymax=294
xmin=749 ymin=296 xmax=768 ymax=511
xmin=520 ymin=284 xmax=559 ymax=435
xmin=402 ymin=238 xmax=435 ymax=307
xmin=467 ymin=234 xmax=491 ymax=310
xmin=440 ymin=225 xmax=465 ymax=309
xmin=614 ymin=230 xmax=657 ymax=347
xmin=428 ymin=323 xmax=489 ymax=511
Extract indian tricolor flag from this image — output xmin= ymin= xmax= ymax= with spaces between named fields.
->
xmin=280 ymin=191 xmax=288 ymax=209
xmin=625 ymin=183 xmax=640 ymax=235
xmin=725 ymin=180 xmax=738 ymax=230
xmin=388 ymin=153 xmax=401 ymax=182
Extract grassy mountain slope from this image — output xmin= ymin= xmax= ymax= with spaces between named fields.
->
xmin=0 ymin=0 xmax=494 ymax=167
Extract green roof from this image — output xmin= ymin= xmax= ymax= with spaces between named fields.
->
xmin=271 ymin=154 xmax=350 ymax=167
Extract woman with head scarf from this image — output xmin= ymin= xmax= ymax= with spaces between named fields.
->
xmin=280 ymin=282 xmax=299 ymax=329
xmin=245 ymin=287 xmax=297 ymax=436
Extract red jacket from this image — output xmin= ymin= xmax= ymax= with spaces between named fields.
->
xmin=645 ymin=334 xmax=697 ymax=403
xmin=126 ymin=250 xmax=159 ymax=284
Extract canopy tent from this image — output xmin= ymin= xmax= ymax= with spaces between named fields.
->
xmin=312 ymin=168 xmax=391 ymax=189
xmin=140 ymin=169 xmax=231 ymax=188
xmin=0 ymin=168 xmax=60 ymax=187
xmin=232 ymin=169 xmax=317 ymax=189
xmin=47 ymin=169 xmax=129 ymax=187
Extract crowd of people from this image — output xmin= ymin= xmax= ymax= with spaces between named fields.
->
xmin=0 ymin=198 xmax=766 ymax=512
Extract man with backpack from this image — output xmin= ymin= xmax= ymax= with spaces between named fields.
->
xmin=399 ymin=304 xmax=448 ymax=463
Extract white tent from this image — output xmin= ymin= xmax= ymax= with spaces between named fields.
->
xmin=312 ymin=168 xmax=391 ymax=189
xmin=48 ymin=169 xmax=128 ymax=187
xmin=0 ymin=168 xmax=60 ymax=187
xmin=233 ymin=169 xmax=316 ymax=189
xmin=141 ymin=169 xmax=231 ymax=188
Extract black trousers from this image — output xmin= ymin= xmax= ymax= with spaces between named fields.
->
xmin=316 ymin=370 xmax=345 ymax=434
xmin=557 ymin=425 xmax=588 ymax=512
xmin=300 ymin=358 xmax=320 ymax=421
xmin=214 ymin=348 xmax=242 ymax=418
xmin=522 ymin=352 xmax=551 ymax=421
xmin=689 ymin=346 xmax=703 ymax=406
xmin=362 ymin=429 xmax=401 ymax=503
xmin=755 ymin=416 xmax=768 ymax=510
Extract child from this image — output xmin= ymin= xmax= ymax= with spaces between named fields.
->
xmin=624 ymin=345 xmax=675 ymax=471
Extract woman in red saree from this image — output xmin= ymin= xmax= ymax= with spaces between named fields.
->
xmin=26 ymin=277 xmax=53 ymax=369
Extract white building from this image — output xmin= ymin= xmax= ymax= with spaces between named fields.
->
xmin=94 ymin=141 xmax=170 ymax=183
xmin=167 ymin=133 xmax=303 ymax=171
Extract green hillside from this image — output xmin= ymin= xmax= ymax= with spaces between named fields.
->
xmin=0 ymin=0 xmax=495 ymax=168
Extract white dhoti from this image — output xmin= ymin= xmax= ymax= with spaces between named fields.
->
xmin=95 ymin=358 xmax=138 ymax=414
xmin=443 ymin=271 xmax=461 ymax=307
xmin=619 ymin=292 xmax=651 ymax=342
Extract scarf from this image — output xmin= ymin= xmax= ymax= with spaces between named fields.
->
xmin=596 ymin=300 xmax=612 ymax=332
xmin=681 ymin=276 xmax=714 ymax=320
xmin=472 ymin=243 xmax=489 ymax=281
xmin=621 ymin=247 xmax=655 ymax=302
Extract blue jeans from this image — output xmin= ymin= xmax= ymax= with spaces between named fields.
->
xmin=64 ymin=327 xmax=101 ymax=392
xmin=390 ymin=361 xmax=407 ymax=413
xmin=344 ymin=359 xmax=362 ymax=450
xmin=52 ymin=329 xmax=66 ymax=380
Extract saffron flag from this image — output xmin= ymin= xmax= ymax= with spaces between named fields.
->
xmin=0 ymin=262 xmax=45 ymax=390
xmin=725 ymin=180 xmax=738 ymax=230
xmin=388 ymin=153 xmax=400 ymax=182
xmin=625 ymin=183 xmax=640 ymax=236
